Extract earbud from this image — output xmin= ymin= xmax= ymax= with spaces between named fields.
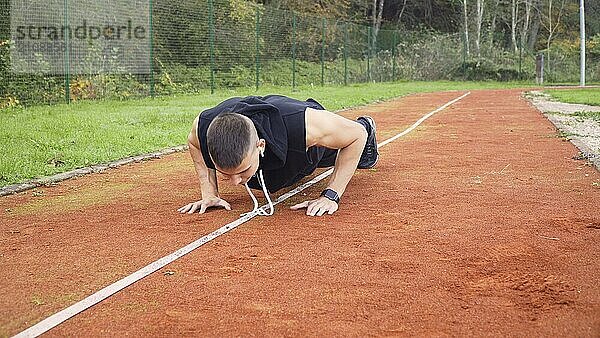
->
xmin=260 ymin=149 xmax=265 ymax=157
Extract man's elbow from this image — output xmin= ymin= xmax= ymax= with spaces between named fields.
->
xmin=187 ymin=131 xmax=198 ymax=148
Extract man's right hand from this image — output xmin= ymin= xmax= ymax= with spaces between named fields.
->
xmin=178 ymin=197 xmax=232 ymax=214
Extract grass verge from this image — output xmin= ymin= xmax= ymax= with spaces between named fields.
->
xmin=1 ymin=81 xmax=534 ymax=187
xmin=544 ymin=88 xmax=600 ymax=106
xmin=544 ymin=88 xmax=600 ymax=122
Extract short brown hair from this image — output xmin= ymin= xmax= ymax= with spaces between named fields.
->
xmin=206 ymin=113 xmax=256 ymax=169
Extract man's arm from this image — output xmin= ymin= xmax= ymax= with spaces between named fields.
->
xmin=290 ymin=107 xmax=367 ymax=216
xmin=177 ymin=116 xmax=232 ymax=214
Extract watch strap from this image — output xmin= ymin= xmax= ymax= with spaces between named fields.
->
xmin=320 ymin=188 xmax=340 ymax=204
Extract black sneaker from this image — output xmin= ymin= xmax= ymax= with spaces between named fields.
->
xmin=356 ymin=116 xmax=379 ymax=169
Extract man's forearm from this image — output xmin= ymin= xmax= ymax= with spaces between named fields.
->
xmin=198 ymin=168 xmax=219 ymax=198
xmin=326 ymin=136 xmax=366 ymax=197
xmin=188 ymin=142 xmax=219 ymax=198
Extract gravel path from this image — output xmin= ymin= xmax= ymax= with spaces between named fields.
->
xmin=527 ymin=90 xmax=600 ymax=170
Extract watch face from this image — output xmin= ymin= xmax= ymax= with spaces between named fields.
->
xmin=322 ymin=189 xmax=339 ymax=203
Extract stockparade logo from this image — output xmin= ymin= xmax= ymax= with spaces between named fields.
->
xmin=10 ymin=0 xmax=150 ymax=74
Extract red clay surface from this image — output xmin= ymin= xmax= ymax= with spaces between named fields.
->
xmin=1 ymin=90 xmax=599 ymax=337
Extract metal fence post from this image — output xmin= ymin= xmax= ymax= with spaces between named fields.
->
xmin=344 ymin=23 xmax=348 ymax=86
xmin=63 ymin=0 xmax=70 ymax=103
xmin=518 ymin=34 xmax=522 ymax=79
xmin=292 ymin=12 xmax=296 ymax=91
xmin=461 ymin=29 xmax=467 ymax=75
xmin=367 ymin=26 xmax=371 ymax=82
xmin=392 ymin=30 xmax=397 ymax=81
xmin=536 ymin=53 xmax=544 ymax=85
xmin=321 ymin=18 xmax=325 ymax=86
xmin=255 ymin=5 xmax=260 ymax=91
xmin=149 ymin=0 xmax=155 ymax=97
xmin=208 ymin=0 xmax=215 ymax=94
xmin=580 ymin=0 xmax=586 ymax=87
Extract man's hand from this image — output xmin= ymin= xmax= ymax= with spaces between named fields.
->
xmin=178 ymin=197 xmax=232 ymax=214
xmin=290 ymin=196 xmax=339 ymax=216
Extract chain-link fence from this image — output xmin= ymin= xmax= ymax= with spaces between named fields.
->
xmin=0 ymin=0 xmax=598 ymax=108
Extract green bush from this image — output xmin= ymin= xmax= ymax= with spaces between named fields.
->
xmin=155 ymin=63 xmax=211 ymax=95
xmin=395 ymin=32 xmax=462 ymax=80
xmin=452 ymin=59 xmax=522 ymax=81
xmin=589 ymin=34 xmax=600 ymax=57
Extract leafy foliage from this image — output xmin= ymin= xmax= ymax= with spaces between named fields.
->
xmin=0 ymin=0 xmax=598 ymax=107
xmin=453 ymin=60 xmax=521 ymax=82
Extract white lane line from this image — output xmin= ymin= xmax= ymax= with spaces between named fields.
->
xmin=377 ymin=91 xmax=471 ymax=148
xmin=13 ymin=91 xmax=470 ymax=338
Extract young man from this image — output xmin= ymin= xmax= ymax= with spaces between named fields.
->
xmin=177 ymin=95 xmax=378 ymax=217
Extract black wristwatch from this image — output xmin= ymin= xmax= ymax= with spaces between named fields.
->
xmin=320 ymin=188 xmax=340 ymax=204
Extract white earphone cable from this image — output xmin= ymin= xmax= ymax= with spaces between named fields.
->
xmin=241 ymin=169 xmax=274 ymax=217
xmin=257 ymin=170 xmax=274 ymax=215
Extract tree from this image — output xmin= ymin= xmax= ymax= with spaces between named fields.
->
xmin=371 ymin=0 xmax=385 ymax=49
xmin=528 ymin=0 xmax=542 ymax=50
xmin=381 ymin=0 xmax=462 ymax=33
xmin=258 ymin=0 xmax=368 ymax=22
xmin=395 ymin=0 xmax=408 ymax=26
xmin=487 ymin=0 xmax=501 ymax=47
xmin=510 ymin=0 xmax=519 ymax=52
xmin=588 ymin=0 xmax=600 ymax=35
xmin=540 ymin=0 xmax=566 ymax=71
xmin=462 ymin=0 xmax=470 ymax=57
xmin=475 ymin=0 xmax=484 ymax=58
xmin=519 ymin=0 xmax=532 ymax=51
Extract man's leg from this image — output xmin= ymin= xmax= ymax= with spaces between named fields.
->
xmin=356 ymin=116 xmax=379 ymax=169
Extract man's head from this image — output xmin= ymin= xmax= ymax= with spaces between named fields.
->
xmin=207 ymin=113 xmax=265 ymax=185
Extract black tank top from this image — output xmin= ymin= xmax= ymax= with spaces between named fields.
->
xmin=197 ymin=95 xmax=329 ymax=192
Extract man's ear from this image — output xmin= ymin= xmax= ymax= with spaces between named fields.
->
xmin=257 ymin=138 xmax=266 ymax=149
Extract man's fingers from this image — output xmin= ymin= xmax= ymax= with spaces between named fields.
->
xmin=307 ymin=202 xmax=322 ymax=216
xmin=178 ymin=203 xmax=193 ymax=213
xmin=182 ymin=198 xmax=336 ymax=216
xmin=219 ymin=200 xmax=232 ymax=210
xmin=187 ymin=203 xmax=200 ymax=214
xmin=290 ymin=201 xmax=310 ymax=210
xmin=310 ymin=200 xmax=338 ymax=216
xmin=309 ymin=206 xmax=325 ymax=216
xmin=181 ymin=204 xmax=193 ymax=213
xmin=181 ymin=199 xmax=232 ymax=215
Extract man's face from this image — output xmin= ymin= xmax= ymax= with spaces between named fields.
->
xmin=216 ymin=139 xmax=265 ymax=186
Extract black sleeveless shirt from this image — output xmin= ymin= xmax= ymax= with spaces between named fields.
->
xmin=197 ymin=95 xmax=331 ymax=192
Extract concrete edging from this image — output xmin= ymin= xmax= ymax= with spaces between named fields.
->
xmin=0 ymin=145 xmax=188 ymax=197
xmin=525 ymin=90 xmax=600 ymax=172
xmin=544 ymin=114 xmax=600 ymax=171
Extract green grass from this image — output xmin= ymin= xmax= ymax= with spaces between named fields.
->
xmin=572 ymin=111 xmax=600 ymax=122
xmin=545 ymin=88 xmax=600 ymax=106
xmin=544 ymin=88 xmax=600 ymax=122
xmin=0 ymin=81 xmax=534 ymax=187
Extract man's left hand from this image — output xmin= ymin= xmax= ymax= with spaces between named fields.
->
xmin=290 ymin=196 xmax=338 ymax=216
